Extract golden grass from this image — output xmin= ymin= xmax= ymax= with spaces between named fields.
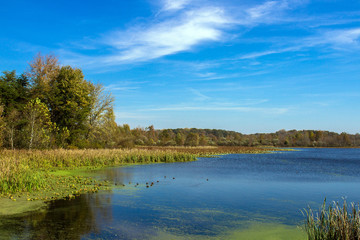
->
xmin=0 ymin=146 xmax=271 ymax=198
xmin=303 ymin=199 xmax=360 ymax=240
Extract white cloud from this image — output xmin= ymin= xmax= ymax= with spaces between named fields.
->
xmin=324 ymin=28 xmax=360 ymax=45
xmin=236 ymin=28 xmax=360 ymax=60
xmin=162 ymin=0 xmax=190 ymax=11
xmin=142 ymin=106 xmax=288 ymax=114
xmin=189 ymin=88 xmax=211 ymax=101
xmin=103 ymin=7 xmax=231 ymax=64
xmin=245 ymin=0 xmax=290 ymax=24
xmin=115 ymin=111 xmax=155 ymax=120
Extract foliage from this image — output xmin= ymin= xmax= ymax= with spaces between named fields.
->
xmin=303 ymin=199 xmax=360 ymax=240
xmin=0 ymin=146 xmax=271 ymax=196
xmin=27 ymin=53 xmax=60 ymax=102
xmin=0 ymin=148 xmax=199 ymax=195
xmin=0 ymin=70 xmax=29 ymax=115
xmin=24 ymin=98 xmax=54 ymax=149
xmin=0 ymin=104 xmax=4 ymax=148
xmin=49 ymin=66 xmax=94 ymax=145
xmin=0 ymin=53 xmax=359 ymax=150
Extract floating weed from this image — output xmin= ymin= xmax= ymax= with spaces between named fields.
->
xmin=0 ymin=147 xmax=272 ymax=205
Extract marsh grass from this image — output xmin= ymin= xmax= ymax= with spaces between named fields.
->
xmin=303 ymin=199 xmax=360 ymax=240
xmin=0 ymin=148 xmax=197 ymax=195
xmin=0 ymin=146 xmax=271 ymax=199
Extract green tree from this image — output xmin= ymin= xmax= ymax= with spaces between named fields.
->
xmin=185 ymin=132 xmax=199 ymax=146
xmin=49 ymin=66 xmax=94 ymax=145
xmin=199 ymin=135 xmax=208 ymax=146
xmin=86 ymin=83 xmax=114 ymax=140
xmin=99 ymin=108 xmax=119 ymax=148
xmin=0 ymin=71 xmax=30 ymax=115
xmin=4 ymin=109 xmax=20 ymax=149
xmin=175 ymin=132 xmax=185 ymax=145
xmin=24 ymin=98 xmax=54 ymax=149
xmin=0 ymin=104 xmax=4 ymax=148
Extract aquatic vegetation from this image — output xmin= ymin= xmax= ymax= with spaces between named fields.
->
xmin=138 ymin=146 xmax=272 ymax=156
xmin=303 ymin=199 xmax=360 ymax=240
xmin=0 ymin=146 xmax=272 ymax=204
xmin=0 ymin=148 xmax=196 ymax=196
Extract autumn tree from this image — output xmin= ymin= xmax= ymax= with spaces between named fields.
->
xmin=27 ymin=53 xmax=60 ymax=102
xmin=86 ymin=83 xmax=114 ymax=140
xmin=185 ymin=132 xmax=199 ymax=146
xmin=118 ymin=124 xmax=135 ymax=148
xmin=98 ymin=108 xmax=119 ymax=148
xmin=0 ymin=104 xmax=4 ymax=148
xmin=4 ymin=109 xmax=20 ymax=149
xmin=24 ymin=98 xmax=54 ymax=149
xmin=199 ymin=135 xmax=208 ymax=146
xmin=175 ymin=132 xmax=185 ymax=145
xmin=49 ymin=66 xmax=94 ymax=145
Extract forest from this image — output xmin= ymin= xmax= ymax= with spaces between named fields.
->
xmin=0 ymin=53 xmax=359 ymax=150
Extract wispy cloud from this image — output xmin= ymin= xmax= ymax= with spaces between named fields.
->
xmin=245 ymin=0 xmax=289 ymax=24
xmin=104 ymin=81 xmax=147 ymax=92
xmin=323 ymin=28 xmax=360 ymax=46
xmin=161 ymin=0 xmax=190 ymax=12
xmin=62 ymin=0 xmax=299 ymax=68
xmin=115 ymin=111 xmax=155 ymax=120
xmin=102 ymin=7 xmax=232 ymax=64
xmin=141 ymin=105 xmax=288 ymax=114
xmin=189 ymin=88 xmax=210 ymax=101
xmin=237 ymin=28 xmax=360 ymax=60
xmin=60 ymin=0 xmax=360 ymax=69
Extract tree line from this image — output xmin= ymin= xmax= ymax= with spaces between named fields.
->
xmin=0 ymin=53 xmax=117 ymax=149
xmin=0 ymin=54 xmax=359 ymax=149
xmin=116 ymin=127 xmax=360 ymax=147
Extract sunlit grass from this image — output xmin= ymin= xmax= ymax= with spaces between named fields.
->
xmin=0 ymin=146 xmax=271 ymax=198
xmin=303 ymin=198 xmax=360 ymax=240
xmin=0 ymin=148 xmax=197 ymax=195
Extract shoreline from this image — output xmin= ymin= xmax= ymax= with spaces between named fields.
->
xmin=0 ymin=146 xmax=271 ymax=217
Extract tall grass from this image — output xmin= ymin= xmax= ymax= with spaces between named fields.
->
xmin=0 ymin=146 xmax=271 ymax=196
xmin=303 ymin=199 xmax=360 ymax=240
xmin=0 ymin=148 xmax=196 ymax=195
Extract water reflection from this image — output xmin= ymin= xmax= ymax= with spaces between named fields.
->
xmin=1 ymin=148 xmax=360 ymax=239
xmin=92 ymin=167 xmax=134 ymax=185
xmin=1 ymin=193 xmax=113 ymax=240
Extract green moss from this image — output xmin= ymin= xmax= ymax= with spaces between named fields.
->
xmin=225 ymin=222 xmax=306 ymax=240
xmin=0 ymin=198 xmax=46 ymax=216
xmin=153 ymin=222 xmax=306 ymax=240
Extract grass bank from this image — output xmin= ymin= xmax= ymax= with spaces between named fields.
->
xmin=0 ymin=146 xmax=272 ymax=215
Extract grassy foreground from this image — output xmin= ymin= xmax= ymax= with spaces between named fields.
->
xmin=304 ymin=199 xmax=360 ymax=240
xmin=0 ymin=146 xmax=270 ymax=205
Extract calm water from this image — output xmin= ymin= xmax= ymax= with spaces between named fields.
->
xmin=2 ymin=148 xmax=360 ymax=239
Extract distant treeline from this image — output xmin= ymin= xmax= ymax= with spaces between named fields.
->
xmin=130 ymin=128 xmax=360 ymax=147
xmin=0 ymin=54 xmax=358 ymax=149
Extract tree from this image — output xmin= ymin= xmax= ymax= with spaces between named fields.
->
xmin=98 ymin=108 xmax=119 ymax=148
xmin=24 ymin=98 xmax=54 ymax=149
xmin=199 ymin=135 xmax=208 ymax=146
xmin=175 ymin=132 xmax=185 ymax=145
xmin=49 ymin=66 xmax=94 ymax=145
xmin=4 ymin=109 xmax=20 ymax=149
xmin=27 ymin=53 xmax=60 ymax=102
xmin=0 ymin=104 xmax=4 ymax=148
xmin=86 ymin=83 xmax=114 ymax=140
xmin=0 ymin=71 xmax=30 ymax=115
xmin=185 ymin=132 xmax=199 ymax=146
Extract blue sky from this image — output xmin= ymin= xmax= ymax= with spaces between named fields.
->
xmin=1 ymin=0 xmax=360 ymax=133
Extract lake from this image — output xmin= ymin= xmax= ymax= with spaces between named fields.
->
xmin=1 ymin=148 xmax=360 ymax=239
